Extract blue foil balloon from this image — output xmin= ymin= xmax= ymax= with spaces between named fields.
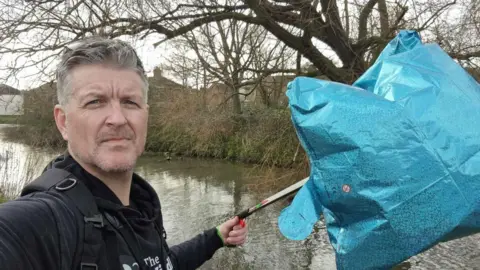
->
xmin=278 ymin=30 xmax=480 ymax=269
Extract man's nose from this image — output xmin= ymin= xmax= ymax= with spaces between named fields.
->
xmin=105 ymin=102 xmax=128 ymax=126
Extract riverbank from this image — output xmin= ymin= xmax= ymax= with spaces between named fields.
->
xmin=2 ymin=100 xmax=308 ymax=168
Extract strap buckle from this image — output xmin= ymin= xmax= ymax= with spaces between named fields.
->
xmin=84 ymin=214 xmax=104 ymax=228
xmin=55 ymin=178 xmax=77 ymax=191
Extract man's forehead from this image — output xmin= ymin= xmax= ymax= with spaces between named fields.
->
xmin=73 ymin=85 xmax=104 ymax=96
xmin=69 ymin=67 xmax=144 ymax=94
xmin=69 ymin=64 xmax=143 ymax=82
xmin=73 ymin=85 xmax=143 ymax=96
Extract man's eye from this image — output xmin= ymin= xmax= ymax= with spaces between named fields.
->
xmin=124 ymin=100 xmax=139 ymax=106
xmin=85 ymin=99 xmax=101 ymax=106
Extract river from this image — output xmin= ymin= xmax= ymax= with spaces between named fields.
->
xmin=0 ymin=124 xmax=479 ymax=269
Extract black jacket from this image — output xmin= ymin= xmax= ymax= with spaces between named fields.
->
xmin=0 ymin=153 xmax=224 ymax=269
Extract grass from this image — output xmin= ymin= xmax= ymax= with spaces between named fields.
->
xmin=0 ymin=115 xmax=20 ymax=124
xmin=144 ymin=89 xmax=307 ymax=167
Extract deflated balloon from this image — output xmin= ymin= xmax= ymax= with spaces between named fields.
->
xmin=278 ymin=30 xmax=480 ymax=269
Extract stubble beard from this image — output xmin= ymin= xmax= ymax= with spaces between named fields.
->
xmin=70 ymin=143 xmax=137 ymax=174
xmin=92 ymin=145 xmax=137 ymax=173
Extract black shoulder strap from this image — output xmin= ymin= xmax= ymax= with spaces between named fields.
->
xmin=21 ymin=168 xmax=73 ymax=196
xmin=21 ymin=168 xmax=105 ymax=270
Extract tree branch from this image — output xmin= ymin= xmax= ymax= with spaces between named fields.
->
xmin=153 ymin=12 xmax=265 ymax=47
xmin=320 ymin=0 xmax=345 ymax=35
xmin=344 ymin=0 xmax=350 ymax=37
xmin=418 ymin=0 xmax=457 ymax=31
xmin=358 ymin=0 xmax=379 ymax=40
xmin=246 ymin=0 xmax=352 ymax=81
xmin=450 ymin=50 xmax=480 ymax=60
xmin=378 ymin=0 xmax=389 ymax=37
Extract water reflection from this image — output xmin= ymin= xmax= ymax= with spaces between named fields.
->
xmin=135 ymin=156 xmax=334 ymax=270
xmin=0 ymin=125 xmax=479 ymax=269
xmin=0 ymin=125 xmax=57 ymax=199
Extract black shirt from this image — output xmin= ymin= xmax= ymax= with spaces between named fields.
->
xmin=0 ymin=153 xmax=224 ymax=269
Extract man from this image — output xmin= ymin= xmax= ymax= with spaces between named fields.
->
xmin=0 ymin=37 xmax=248 ymax=269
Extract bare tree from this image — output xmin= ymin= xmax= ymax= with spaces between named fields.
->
xmin=166 ymin=13 xmax=296 ymax=113
xmin=161 ymin=40 xmax=216 ymax=109
xmin=247 ymin=38 xmax=297 ymax=107
xmin=161 ymin=42 xmax=200 ymax=88
xmin=0 ymin=0 xmax=478 ymax=88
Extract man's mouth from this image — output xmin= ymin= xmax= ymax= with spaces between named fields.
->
xmin=102 ymin=137 xmax=130 ymax=142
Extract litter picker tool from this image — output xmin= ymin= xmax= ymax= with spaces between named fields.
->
xmin=235 ymin=177 xmax=309 ymax=222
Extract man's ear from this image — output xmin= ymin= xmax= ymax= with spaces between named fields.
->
xmin=54 ymin=105 xmax=68 ymax=141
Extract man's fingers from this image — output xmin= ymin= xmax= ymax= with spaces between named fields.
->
xmin=229 ymin=227 xmax=247 ymax=237
xmin=226 ymin=235 xmax=246 ymax=245
xmin=222 ymin=217 xmax=247 ymax=246
xmin=232 ymin=219 xmax=247 ymax=230
xmin=232 ymin=224 xmax=244 ymax=231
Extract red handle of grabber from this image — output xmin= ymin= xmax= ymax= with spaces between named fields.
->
xmin=235 ymin=208 xmax=249 ymax=228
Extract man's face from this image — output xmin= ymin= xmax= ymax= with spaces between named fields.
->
xmin=54 ymin=64 xmax=149 ymax=173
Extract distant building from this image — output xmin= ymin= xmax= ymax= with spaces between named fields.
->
xmin=242 ymin=74 xmax=330 ymax=107
xmin=148 ymin=68 xmax=187 ymax=92
xmin=243 ymin=75 xmax=296 ymax=106
xmin=147 ymin=67 xmax=192 ymax=105
xmin=203 ymin=75 xmax=300 ymax=110
xmin=203 ymin=82 xmax=230 ymax=110
xmin=0 ymin=84 xmax=23 ymax=115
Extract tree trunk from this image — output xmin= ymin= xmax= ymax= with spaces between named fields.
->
xmin=232 ymin=88 xmax=242 ymax=114
xmin=259 ymin=85 xmax=270 ymax=107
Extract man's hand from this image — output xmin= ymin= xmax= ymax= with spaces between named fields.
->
xmin=216 ymin=216 xmax=248 ymax=246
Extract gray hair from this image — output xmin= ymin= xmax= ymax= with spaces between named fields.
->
xmin=56 ymin=37 xmax=149 ymax=105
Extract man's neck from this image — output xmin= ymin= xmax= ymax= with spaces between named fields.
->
xmin=69 ymin=153 xmax=133 ymax=206
xmin=90 ymin=168 xmax=133 ymax=206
